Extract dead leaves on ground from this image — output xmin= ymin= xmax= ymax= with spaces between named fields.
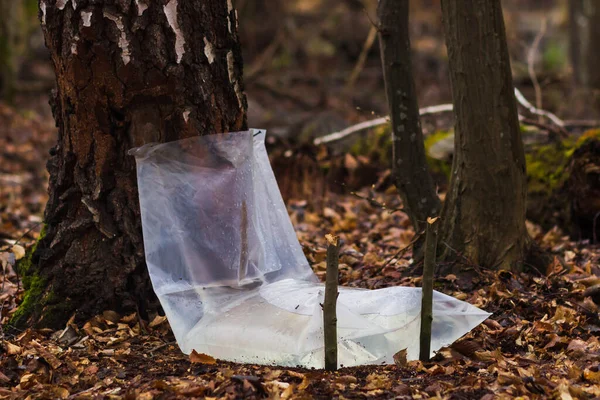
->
xmin=1 ymin=229 xmax=599 ymax=398
xmin=3 ymin=104 xmax=600 ymax=398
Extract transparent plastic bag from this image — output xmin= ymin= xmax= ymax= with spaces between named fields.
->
xmin=131 ymin=129 xmax=490 ymax=368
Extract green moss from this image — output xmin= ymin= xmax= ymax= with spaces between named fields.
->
xmin=576 ymin=129 xmax=600 ymax=147
xmin=424 ymin=130 xmax=453 ymax=179
xmin=542 ymin=41 xmax=567 ymax=73
xmin=349 ymin=124 xmax=393 ymax=165
xmin=526 ymin=140 xmax=577 ymax=194
xmin=9 ymin=225 xmax=48 ymax=327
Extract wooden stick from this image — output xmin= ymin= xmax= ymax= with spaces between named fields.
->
xmin=324 ymin=234 xmax=341 ymax=371
xmin=419 ymin=216 xmax=439 ymax=361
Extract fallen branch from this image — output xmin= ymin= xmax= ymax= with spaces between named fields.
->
xmin=315 ymin=89 xmax=567 ymax=145
xmin=314 ymin=103 xmax=454 ymax=145
xmin=314 ymin=116 xmax=389 ymax=145
xmin=513 ymin=87 xmax=565 ymax=128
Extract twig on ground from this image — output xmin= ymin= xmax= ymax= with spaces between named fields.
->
xmin=0 ymin=221 xmax=43 ymax=252
xmin=149 ymin=340 xmax=177 ymax=354
xmin=349 ymin=190 xmax=404 ymax=214
xmin=381 ymin=232 xmax=423 ymax=269
xmin=513 ymin=87 xmax=566 ymax=130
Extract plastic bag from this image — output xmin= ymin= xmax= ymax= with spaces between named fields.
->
xmin=131 ymin=129 xmax=490 ymax=368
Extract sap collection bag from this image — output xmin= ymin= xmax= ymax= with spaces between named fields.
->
xmin=130 ymin=129 xmax=489 ymax=368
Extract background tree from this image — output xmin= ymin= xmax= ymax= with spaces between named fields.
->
xmin=569 ymin=0 xmax=600 ymax=90
xmin=438 ymin=0 xmax=531 ymax=271
xmin=14 ymin=0 xmax=247 ymax=328
xmin=377 ymin=0 xmax=441 ymax=234
xmin=0 ymin=0 xmax=39 ymax=101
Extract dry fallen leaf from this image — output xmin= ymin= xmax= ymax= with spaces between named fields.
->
xmin=189 ymin=350 xmax=216 ymax=364
xmin=4 ymin=341 xmax=21 ymax=355
xmin=11 ymin=244 xmax=25 ymax=260
xmin=426 ymin=216 xmax=439 ymax=224
xmin=325 ymin=233 xmax=339 ymax=246
xmin=149 ymin=315 xmax=168 ymax=328
xmin=584 ymin=368 xmax=600 ymax=383
xmin=393 ymin=348 xmax=408 ymax=367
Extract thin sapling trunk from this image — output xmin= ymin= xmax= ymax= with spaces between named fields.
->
xmin=324 ymin=234 xmax=341 ymax=371
xmin=419 ymin=216 xmax=438 ymax=361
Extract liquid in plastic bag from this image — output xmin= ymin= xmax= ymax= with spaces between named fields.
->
xmin=131 ymin=129 xmax=490 ymax=368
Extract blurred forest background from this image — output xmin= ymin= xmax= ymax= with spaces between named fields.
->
xmin=1 ymin=0 xmax=597 ymax=212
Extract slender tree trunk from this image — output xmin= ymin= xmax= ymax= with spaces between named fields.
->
xmin=16 ymin=0 xmax=247 ymax=328
xmin=377 ymin=0 xmax=441 ymax=234
xmin=439 ymin=0 xmax=530 ymax=271
xmin=323 ymin=234 xmax=340 ymax=372
xmin=0 ymin=0 xmax=19 ymax=101
xmin=569 ymin=0 xmax=600 ymax=89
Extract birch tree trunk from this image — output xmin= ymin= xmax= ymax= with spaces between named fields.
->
xmin=15 ymin=0 xmax=247 ymax=328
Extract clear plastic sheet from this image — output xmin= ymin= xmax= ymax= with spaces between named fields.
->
xmin=131 ymin=129 xmax=490 ymax=368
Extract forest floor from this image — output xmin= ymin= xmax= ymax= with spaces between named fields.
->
xmin=2 ymin=103 xmax=600 ymax=400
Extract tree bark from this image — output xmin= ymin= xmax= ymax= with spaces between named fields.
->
xmin=0 ymin=0 xmax=20 ymax=101
xmin=439 ymin=0 xmax=530 ymax=271
xmin=377 ymin=0 xmax=441 ymax=234
xmin=323 ymin=234 xmax=340 ymax=372
xmin=569 ymin=0 xmax=600 ymax=89
xmin=17 ymin=0 xmax=247 ymax=328
xmin=419 ymin=217 xmax=437 ymax=362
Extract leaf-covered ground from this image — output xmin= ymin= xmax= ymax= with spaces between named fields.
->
xmin=2 ymin=103 xmax=600 ymax=399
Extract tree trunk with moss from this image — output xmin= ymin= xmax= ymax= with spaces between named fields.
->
xmin=439 ymin=0 xmax=531 ymax=271
xmin=14 ymin=0 xmax=247 ymax=328
xmin=377 ymin=0 xmax=440 ymax=234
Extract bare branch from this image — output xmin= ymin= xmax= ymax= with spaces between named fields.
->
xmin=315 ymin=89 xmax=567 ymax=146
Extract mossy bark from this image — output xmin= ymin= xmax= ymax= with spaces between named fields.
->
xmin=19 ymin=0 xmax=247 ymax=329
xmin=528 ymin=133 xmax=600 ymax=240
xmin=424 ymin=129 xmax=600 ymax=240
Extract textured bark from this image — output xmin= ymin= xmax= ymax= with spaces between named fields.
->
xmin=440 ymin=0 xmax=530 ymax=271
xmin=377 ymin=0 xmax=441 ymax=234
xmin=25 ymin=0 xmax=247 ymax=327
xmin=569 ymin=0 xmax=600 ymax=89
